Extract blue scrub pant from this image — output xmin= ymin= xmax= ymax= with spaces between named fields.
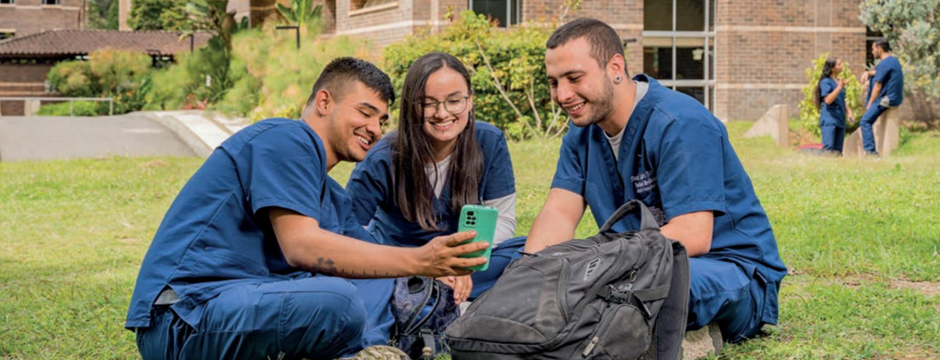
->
xmin=687 ymin=257 xmax=769 ymax=343
xmin=860 ymin=104 xmax=888 ymax=154
xmin=468 ymin=236 xmax=527 ymax=299
xmin=820 ymin=125 xmax=845 ymax=154
xmin=135 ymin=276 xmax=394 ymax=360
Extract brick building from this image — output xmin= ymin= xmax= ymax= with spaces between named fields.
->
xmin=0 ymin=31 xmax=210 ymax=115
xmin=0 ymin=0 xmax=85 ymax=39
xmin=265 ymin=0 xmax=872 ymax=121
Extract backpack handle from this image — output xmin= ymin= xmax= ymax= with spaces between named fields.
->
xmin=599 ymin=200 xmax=660 ymax=233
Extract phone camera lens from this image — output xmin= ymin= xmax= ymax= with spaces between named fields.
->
xmin=468 ymin=211 xmax=475 ymax=216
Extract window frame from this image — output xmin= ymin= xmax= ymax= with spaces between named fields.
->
xmin=642 ymin=0 xmax=716 ymax=110
xmin=468 ymin=0 xmax=521 ymax=28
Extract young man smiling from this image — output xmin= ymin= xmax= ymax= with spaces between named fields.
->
xmin=524 ymin=19 xmax=787 ymax=349
xmin=126 ymin=57 xmax=488 ymax=360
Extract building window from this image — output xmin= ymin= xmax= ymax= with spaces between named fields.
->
xmin=0 ymin=31 xmax=13 ymax=40
xmin=866 ymin=27 xmax=884 ymax=68
xmin=469 ymin=0 xmax=520 ymax=27
xmin=0 ymin=0 xmax=13 ymax=4
xmin=350 ymin=0 xmax=395 ymax=11
xmin=42 ymin=0 xmax=60 ymax=4
xmin=643 ymin=0 xmax=716 ymax=110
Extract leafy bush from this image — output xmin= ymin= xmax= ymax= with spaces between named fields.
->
xmin=145 ymin=36 xmax=240 ymax=111
xmin=798 ymin=52 xmax=864 ymax=137
xmin=36 ymin=101 xmax=101 ymax=116
xmin=46 ymin=48 xmax=153 ymax=115
xmin=384 ymin=11 xmax=565 ymax=140
xmin=215 ymin=24 xmax=366 ymax=121
xmin=860 ymin=0 xmax=940 ymax=99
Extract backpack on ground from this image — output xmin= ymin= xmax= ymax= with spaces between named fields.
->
xmin=390 ymin=276 xmax=461 ymax=359
xmin=445 ymin=200 xmax=690 ymax=360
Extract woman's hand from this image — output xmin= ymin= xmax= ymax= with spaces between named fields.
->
xmin=439 ymin=275 xmax=473 ymax=305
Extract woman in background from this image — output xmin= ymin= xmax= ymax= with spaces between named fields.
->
xmin=814 ymin=57 xmax=855 ymax=154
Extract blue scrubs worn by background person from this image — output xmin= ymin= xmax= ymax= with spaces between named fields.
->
xmin=348 ymin=122 xmax=524 ymax=299
xmin=127 ymin=119 xmax=393 ymax=359
xmin=860 ymin=40 xmax=904 ymax=155
xmin=551 ymin=75 xmax=788 ymax=342
xmin=815 ymin=57 xmax=851 ymax=154
xmin=819 ymin=77 xmax=847 ymax=153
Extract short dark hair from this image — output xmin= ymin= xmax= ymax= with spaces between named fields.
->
xmin=874 ymin=39 xmax=891 ymax=53
xmin=306 ymin=57 xmax=395 ymax=108
xmin=546 ymin=18 xmax=627 ymax=74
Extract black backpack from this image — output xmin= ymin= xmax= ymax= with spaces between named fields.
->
xmin=445 ymin=200 xmax=690 ymax=360
xmin=389 ymin=276 xmax=461 ymax=359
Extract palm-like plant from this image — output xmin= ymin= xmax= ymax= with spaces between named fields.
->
xmin=277 ymin=0 xmax=323 ymax=26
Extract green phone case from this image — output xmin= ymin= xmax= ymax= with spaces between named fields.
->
xmin=457 ymin=204 xmax=498 ymax=271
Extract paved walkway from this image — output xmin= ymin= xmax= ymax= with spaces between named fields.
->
xmin=0 ymin=111 xmax=249 ymax=162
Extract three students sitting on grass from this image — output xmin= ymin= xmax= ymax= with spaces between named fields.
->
xmin=127 ymin=18 xmax=784 ymax=360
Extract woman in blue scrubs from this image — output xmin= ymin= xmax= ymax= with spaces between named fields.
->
xmin=347 ymin=52 xmax=523 ymax=304
xmin=814 ymin=57 xmax=854 ymax=154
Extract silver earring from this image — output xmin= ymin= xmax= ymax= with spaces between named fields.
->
xmin=614 ymin=76 xmax=623 ymax=84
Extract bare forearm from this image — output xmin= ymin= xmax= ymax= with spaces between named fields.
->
xmin=824 ymin=84 xmax=843 ymax=105
xmin=868 ymin=83 xmax=883 ymax=107
xmin=526 ymin=209 xmax=578 ymax=253
xmin=660 ymin=211 xmax=714 ymax=257
xmin=286 ymin=228 xmax=418 ymax=278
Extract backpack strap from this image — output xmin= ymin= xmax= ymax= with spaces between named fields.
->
xmin=404 ymin=279 xmax=441 ymax=335
xmin=650 ymin=241 xmax=691 ymax=360
xmin=599 ymin=200 xmax=660 ymax=233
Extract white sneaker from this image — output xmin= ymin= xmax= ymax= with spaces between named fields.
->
xmin=681 ymin=323 xmax=723 ymax=359
xmin=339 ymin=345 xmax=411 ymax=360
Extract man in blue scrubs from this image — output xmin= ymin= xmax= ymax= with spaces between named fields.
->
xmin=523 ymin=19 xmax=787 ymax=346
xmin=859 ymin=39 xmax=904 ymax=155
xmin=126 ymin=57 xmax=489 ymax=360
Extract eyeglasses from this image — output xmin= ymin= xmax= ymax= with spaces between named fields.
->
xmin=421 ymin=95 xmax=470 ymax=117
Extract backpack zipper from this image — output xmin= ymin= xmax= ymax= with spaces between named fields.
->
xmin=582 ymin=267 xmax=640 ymax=358
xmin=582 ymin=335 xmax=601 ymax=357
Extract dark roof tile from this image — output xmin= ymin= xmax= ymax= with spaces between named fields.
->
xmin=0 ymin=30 xmax=213 ymax=57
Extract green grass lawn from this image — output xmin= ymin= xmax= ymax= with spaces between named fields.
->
xmin=1 ymin=122 xmax=938 ymax=359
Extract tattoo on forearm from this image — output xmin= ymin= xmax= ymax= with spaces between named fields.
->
xmin=310 ymin=257 xmax=396 ymax=279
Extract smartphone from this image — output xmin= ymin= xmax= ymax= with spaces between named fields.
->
xmin=457 ymin=204 xmax=498 ymax=271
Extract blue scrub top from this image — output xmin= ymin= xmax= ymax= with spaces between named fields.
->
xmin=551 ymin=75 xmax=787 ymax=322
xmin=126 ymin=118 xmax=372 ymax=329
xmin=346 ymin=121 xmax=515 ymax=248
xmin=873 ymin=56 xmax=904 ymax=107
xmin=819 ymin=77 xmax=846 ymax=128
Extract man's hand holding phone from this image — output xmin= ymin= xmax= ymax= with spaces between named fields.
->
xmin=414 ymin=231 xmax=489 ymax=277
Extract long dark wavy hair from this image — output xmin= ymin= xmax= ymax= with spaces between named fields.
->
xmin=814 ymin=57 xmax=839 ymax=109
xmin=393 ymin=52 xmax=484 ymax=231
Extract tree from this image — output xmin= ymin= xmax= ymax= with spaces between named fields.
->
xmin=860 ymin=0 xmax=940 ymax=98
xmin=86 ymin=0 xmax=118 ymax=30
xmin=276 ymin=0 xmax=323 ymax=27
xmin=129 ymin=0 xmax=190 ymax=31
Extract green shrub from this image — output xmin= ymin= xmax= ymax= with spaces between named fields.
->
xmin=36 ymin=101 xmax=101 ymax=116
xmin=145 ymin=37 xmax=239 ymax=111
xmin=215 ymin=24 xmax=365 ymax=121
xmin=798 ymin=52 xmax=865 ymax=137
xmin=46 ymin=48 xmax=153 ymax=115
xmin=384 ymin=11 xmax=565 ymax=140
